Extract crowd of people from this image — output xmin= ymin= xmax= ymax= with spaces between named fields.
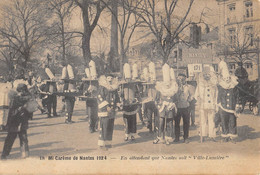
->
xmin=0 ymin=58 xmax=243 ymax=159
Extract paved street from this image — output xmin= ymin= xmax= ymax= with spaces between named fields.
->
xmin=0 ymin=99 xmax=260 ymax=174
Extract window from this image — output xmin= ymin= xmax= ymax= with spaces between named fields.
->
xmin=173 ymin=50 xmax=177 ymax=63
xmin=245 ymin=26 xmax=254 ymax=46
xmin=245 ymin=1 xmax=253 ymax=18
xmin=227 ymin=3 xmax=236 ymax=23
xmin=228 ymin=28 xmax=236 ymax=48
xmin=178 ymin=48 xmax=182 ymax=61
xmin=229 ymin=63 xmax=236 ymax=70
xmin=212 ymin=64 xmax=218 ymax=72
xmin=245 ymin=63 xmax=253 ymax=69
xmin=228 ymin=3 xmax=236 ymax=11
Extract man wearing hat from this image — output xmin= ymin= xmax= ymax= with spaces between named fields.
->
xmin=1 ymin=83 xmax=32 ymax=159
xmin=174 ymin=73 xmax=195 ymax=144
xmin=217 ymin=60 xmax=239 ymax=143
xmin=195 ymin=66 xmax=218 ymax=142
xmin=97 ymin=73 xmax=120 ymax=150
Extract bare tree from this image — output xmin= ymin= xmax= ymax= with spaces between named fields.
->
xmin=102 ymin=0 xmax=142 ymax=73
xmin=0 ymin=47 xmax=17 ymax=78
xmin=0 ymin=0 xmax=51 ymax=71
xmin=217 ymin=23 xmax=259 ymax=66
xmin=48 ymin=0 xmax=75 ymax=62
xmin=131 ymin=0 xmax=203 ymax=64
xmin=73 ymin=0 xmax=107 ymax=65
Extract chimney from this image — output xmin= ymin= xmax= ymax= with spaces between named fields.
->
xmin=190 ymin=24 xmax=201 ymax=48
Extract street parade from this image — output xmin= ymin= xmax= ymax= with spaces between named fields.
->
xmin=0 ymin=0 xmax=260 ymax=174
xmin=0 ymin=56 xmax=259 ymax=159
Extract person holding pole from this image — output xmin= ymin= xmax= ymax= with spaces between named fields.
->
xmin=194 ymin=66 xmax=218 ymax=142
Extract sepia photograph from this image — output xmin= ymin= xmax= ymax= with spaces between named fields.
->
xmin=0 ymin=0 xmax=259 ymax=174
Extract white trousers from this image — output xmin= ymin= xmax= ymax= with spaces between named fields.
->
xmin=200 ymin=109 xmax=216 ymax=138
xmin=0 ymin=109 xmax=9 ymax=126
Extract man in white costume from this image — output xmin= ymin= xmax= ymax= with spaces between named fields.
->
xmin=195 ymin=66 xmax=218 ymax=142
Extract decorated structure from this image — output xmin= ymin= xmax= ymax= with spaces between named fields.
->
xmin=120 ymin=62 xmax=142 ymax=141
xmin=153 ymin=63 xmax=178 ymax=145
xmin=79 ymin=60 xmax=99 ymax=132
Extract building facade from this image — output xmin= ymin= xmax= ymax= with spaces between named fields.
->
xmin=217 ymin=0 xmax=260 ymax=80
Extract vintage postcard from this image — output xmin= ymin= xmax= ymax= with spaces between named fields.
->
xmin=0 ymin=0 xmax=259 ymax=174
